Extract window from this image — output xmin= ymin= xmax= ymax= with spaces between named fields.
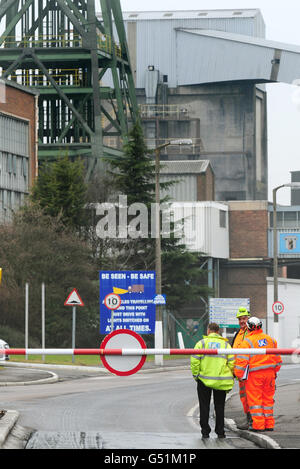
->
xmin=284 ymin=211 xmax=297 ymax=228
xmin=13 ymin=155 xmax=17 ymax=175
xmin=276 ymin=212 xmax=284 ymax=227
xmin=7 ymin=191 xmax=11 ymax=209
xmin=270 ymin=210 xmax=300 ymax=228
xmin=0 ymin=113 xmax=29 ymax=156
xmin=219 ymin=210 xmax=227 ymax=228
xmin=22 ymin=157 xmax=28 ymax=178
xmin=3 ymin=190 xmax=7 ymax=210
xmin=7 ymin=153 xmax=12 ymax=173
xmin=192 ymin=206 xmax=196 ymax=231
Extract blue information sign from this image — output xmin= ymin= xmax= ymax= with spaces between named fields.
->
xmin=279 ymin=233 xmax=300 ymax=254
xmin=100 ymin=271 xmax=156 ymax=334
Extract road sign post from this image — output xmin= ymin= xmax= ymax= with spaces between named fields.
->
xmin=25 ymin=283 xmax=29 ymax=361
xmin=42 ymin=283 xmax=45 ymax=362
xmin=64 ymin=289 xmax=84 ymax=363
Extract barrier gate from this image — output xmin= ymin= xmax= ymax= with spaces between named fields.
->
xmin=1 ymin=330 xmax=299 ymax=376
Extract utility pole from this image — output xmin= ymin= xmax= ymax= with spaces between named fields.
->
xmin=154 ymin=139 xmax=193 ymax=365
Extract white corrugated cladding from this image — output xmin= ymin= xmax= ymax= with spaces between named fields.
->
xmin=120 ymin=9 xmax=265 ymax=88
xmin=0 ymin=113 xmax=29 ymax=156
xmin=159 ymin=160 xmax=211 ymax=202
xmin=170 ymin=201 xmax=229 ymax=258
xmin=176 ymin=29 xmax=300 ymax=85
xmin=278 ymin=51 xmax=300 ymax=83
xmin=0 ymin=112 xmax=29 ymax=219
xmin=177 ymin=30 xmax=274 ymax=85
xmin=120 ymin=9 xmax=300 ymax=88
xmin=160 ymin=174 xmax=197 ymax=202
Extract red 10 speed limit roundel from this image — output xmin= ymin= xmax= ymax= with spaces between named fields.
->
xmin=272 ymin=301 xmax=284 ymax=315
xmin=104 ymin=293 xmax=121 ymax=310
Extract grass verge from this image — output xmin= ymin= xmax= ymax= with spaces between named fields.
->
xmin=8 ymin=354 xmax=188 ymax=367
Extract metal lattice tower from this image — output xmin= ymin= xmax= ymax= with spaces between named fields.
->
xmin=0 ymin=0 xmax=138 ymax=177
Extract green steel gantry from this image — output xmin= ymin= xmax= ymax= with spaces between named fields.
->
xmin=0 ymin=0 xmax=138 ymax=177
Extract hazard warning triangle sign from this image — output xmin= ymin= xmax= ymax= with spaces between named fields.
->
xmin=64 ymin=288 xmax=84 ymax=307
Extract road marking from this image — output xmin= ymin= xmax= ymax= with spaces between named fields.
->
xmin=187 ymin=402 xmax=198 ymax=418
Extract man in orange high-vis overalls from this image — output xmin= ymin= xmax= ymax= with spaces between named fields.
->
xmin=232 ymin=307 xmax=251 ymax=428
xmin=234 ymin=317 xmax=282 ymax=432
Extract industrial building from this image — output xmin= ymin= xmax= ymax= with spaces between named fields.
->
xmin=0 ymin=79 xmax=38 ymax=220
xmin=110 ymin=8 xmax=300 ymax=347
xmin=116 ymin=9 xmax=268 ymax=202
xmin=116 ymin=8 xmax=300 ymax=203
xmin=1 ymin=4 xmax=300 ymax=347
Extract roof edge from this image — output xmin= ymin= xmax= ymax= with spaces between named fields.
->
xmin=0 ymin=78 xmax=39 ymax=96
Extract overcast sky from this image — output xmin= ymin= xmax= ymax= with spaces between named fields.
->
xmin=119 ymin=0 xmax=300 ymax=205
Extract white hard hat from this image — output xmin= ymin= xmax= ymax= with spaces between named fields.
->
xmin=246 ymin=316 xmax=262 ymax=331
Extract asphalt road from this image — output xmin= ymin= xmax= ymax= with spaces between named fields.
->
xmin=1 ymin=362 xmax=298 ymax=449
xmin=0 ymin=366 xmax=259 ymax=449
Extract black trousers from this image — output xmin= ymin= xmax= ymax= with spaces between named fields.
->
xmin=197 ymin=379 xmax=226 ymax=436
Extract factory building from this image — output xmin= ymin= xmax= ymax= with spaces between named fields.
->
xmin=111 ymin=8 xmax=300 ymax=204
xmin=0 ymin=80 xmax=38 ymax=220
xmin=113 ymin=8 xmax=300 ymax=346
xmin=118 ymin=9 xmax=269 ymax=202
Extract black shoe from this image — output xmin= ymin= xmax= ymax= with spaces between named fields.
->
xmin=264 ymin=428 xmax=274 ymax=432
xmin=249 ymin=427 xmax=265 ymax=432
xmin=217 ymin=434 xmax=226 ymax=439
xmin=202 ymin=434 xmax=210 ymax=439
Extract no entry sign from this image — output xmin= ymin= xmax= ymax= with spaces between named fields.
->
xmin=272 ymin=301 xmax=284 ymax=315
xmin=100 ymin=330 xmax=146 ymax=376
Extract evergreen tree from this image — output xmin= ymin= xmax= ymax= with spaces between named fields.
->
xmin=0 ymin=206 xmax=98 ymax=347
xmin=108 ymin=120 xmax=172 ymax=206
xmin=31 ymin=155 xmax=87 ymax=229
xmin=107 ymin=121 xmax=212 ymax=314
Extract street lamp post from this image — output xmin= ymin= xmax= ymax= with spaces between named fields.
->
xmin=272 ymin=182 xmax=300 ymax=344
xmin=154 ymin=139 xmax=193 ymax=366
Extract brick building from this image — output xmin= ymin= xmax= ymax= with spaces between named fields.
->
xmin=0 ymin=79 xmax=39 ymax=220
xmin=220 ymin=201 xmax=272 ymax=320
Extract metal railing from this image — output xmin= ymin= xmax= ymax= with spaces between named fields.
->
xmin=145 ymin=138 xmax=201 ymax=154
xmin=98 ymin=34 xmax=122 ymax=58
xmin=1 ymin=69 xmax=85 ymax=87
xmin=0 ymin=34 xmax=82 ymax=48
xmin=0 ymin=33 xmax=122 ymax=57
xmin=139 ymin=105 xmax=190 ymax=119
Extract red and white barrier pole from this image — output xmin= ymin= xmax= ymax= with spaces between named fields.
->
xmin=0 ymin=348 xmax=299 ymax=356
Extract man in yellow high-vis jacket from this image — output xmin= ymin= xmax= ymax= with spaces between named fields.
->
xmin=191 ymin=323 xmax=235 ymax=439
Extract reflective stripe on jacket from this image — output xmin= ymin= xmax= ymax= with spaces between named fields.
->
xmin=190 ymin=333 xmax=235 ymax=391
xmin=234 ymin=329 xmax=282 ymax=379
